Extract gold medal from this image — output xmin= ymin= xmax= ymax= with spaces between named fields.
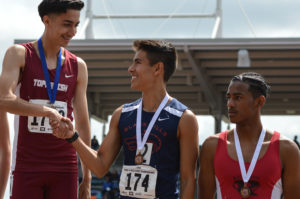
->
xmin=135 ymin=152 xmax=144 ymax=165
xmin=240 ymin=183 xmax=250 ymax=198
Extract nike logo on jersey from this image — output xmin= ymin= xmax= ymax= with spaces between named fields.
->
xmin=158 ymin=117 xmax=169 ymax=122
xmin=65 ymin=74 xmax=73 ymax=78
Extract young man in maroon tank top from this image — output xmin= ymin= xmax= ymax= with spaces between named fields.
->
xmin=198 ymin=72 xmax=300 ymax=199
xmin=0 ymin=1 xmax=91 ymax=199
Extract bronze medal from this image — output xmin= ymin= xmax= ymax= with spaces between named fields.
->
xmin=135 ymin=152 xmax=143 ymax=165
xmin=240 ymin=183 xmax=250 ymax=198
xmin=50 ymin=103 xmax=56 ymax=110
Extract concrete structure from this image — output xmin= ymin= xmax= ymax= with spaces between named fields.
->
xmin=15 ymin=38 xmax=300 ymax=133
xmin=60 ymin=38 xmax=300 ymax=134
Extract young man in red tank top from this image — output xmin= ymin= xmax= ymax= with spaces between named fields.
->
xmin=0 ymin=1 xmax=91 ymax=199
xmin=198 ymin=72 xmax=300 ymax=199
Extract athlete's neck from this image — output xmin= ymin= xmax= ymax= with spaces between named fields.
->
xmin=142 ymin=88 xmax=168 ymax=112
xmin=235 ymin=119 xmax=263 ymax=143
xmin=40 ymin=35 xmax=62 ymax=59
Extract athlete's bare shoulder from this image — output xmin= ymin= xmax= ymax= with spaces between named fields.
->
xmin=76 ymin=56 xmax=87 ymax=68
xmin=5 ymin=44 xmax=25 ymax=62
xmin=0 ymin=44 xmax=26 ymax=80
xmin=201 ymin=132 xmax=222 ymax=156
xmin=278 ymin=133 xmax=299 ymax=153
xmin=7 ymin=44 xmax=26 ymax=54
xmin=203 ymin=134 xmax=220 ymax=146
xmin=113 ymin=105 xmax=124 ymax=117
xmin=178 ymin=109 xmax=198 ymax=136
xmin=76 ymin=56 xmax=85 ymax=64
xmin=277 ymin=133 xmax=300 ymax=165
xmin=74 ymin=56 xmax=88 ymax=83
xmin=108 ymin=105 xmax=124 ymax=129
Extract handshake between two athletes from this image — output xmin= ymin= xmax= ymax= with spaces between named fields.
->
xmin=50 ymin=116 xmax=75 ymax=141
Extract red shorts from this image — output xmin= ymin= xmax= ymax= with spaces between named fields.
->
xmin=10 ymin=171 xmax=78 ymax=199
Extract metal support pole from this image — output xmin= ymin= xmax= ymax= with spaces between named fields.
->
xmin=102 ymin=119 xmax=107 ymax=141
xmin=83 ymin=0 xmax=222 ymax=39
xmin=85 ymin=0 xmax=94 ymax=39
xmin=214 ymin=114 xmax=222 ymax=134
xmin=213 ymin=93 xmax=223 ymax=134
xmin=212 ymin=0 xmax=222 ymax=38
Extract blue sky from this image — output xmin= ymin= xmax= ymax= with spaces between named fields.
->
xmin=1 ymin=0 xmax=300 ymax=197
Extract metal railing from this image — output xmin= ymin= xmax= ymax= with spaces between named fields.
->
xmin=81 ymin=0 xmax=223 ymax=39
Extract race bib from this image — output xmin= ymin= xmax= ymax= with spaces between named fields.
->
xmin=119 ymin=165 xmax=157 ymax=199
xmin=27 ymin=99 xmax=67 ymax=134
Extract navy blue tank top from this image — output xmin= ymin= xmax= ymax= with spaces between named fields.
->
xmin=118 ymin=97 xmax=187 ymax=199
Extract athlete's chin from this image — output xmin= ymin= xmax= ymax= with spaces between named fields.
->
xmin=61 ymin=40 xmax=70 ymax=47
xmin=130 ymin=83 xmax=142 ymax=91
xmin=228 ymin=115 xmax=238 ymax=123
xmin=61 ymin=37 xmax=72 ymax=47
xmin=130 ymin=85 xmax=142 ymax=91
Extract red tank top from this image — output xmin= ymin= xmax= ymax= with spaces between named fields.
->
xmin=214 ymin=131 xmax=283 ymax=199
xmin=12 ymin=42 xmax=78 ymax=173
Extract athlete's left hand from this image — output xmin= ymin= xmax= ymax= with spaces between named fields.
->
xmin=78 ymin=180 xmax=91 ymax=199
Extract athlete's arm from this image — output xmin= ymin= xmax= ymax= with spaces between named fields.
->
xmin=0 ymin=111 xmax=10 ymax=199
xmin=280 ymin=137 xmax=300 ymax=198
xmin=0 ymin=44 xmax=61 ymax=120
xmin=178 ymin=109 xmax=199 ymax=199
xmin=54 ymin=106 xmax=122 ymax=178
xmin=72 ymin=57 xmax=92 ymax=199
xmin=198 ymin=135 xmax=219 ymax=199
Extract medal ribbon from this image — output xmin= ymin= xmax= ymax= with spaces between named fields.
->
xmin=38 ymin=38 xmax=62 ymax=105
xmin=136 ymin=94 xmax=169 ymax=151
xmin=234 ymin=128 xmax=266 ymax=183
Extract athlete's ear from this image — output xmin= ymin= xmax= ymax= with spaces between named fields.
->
xmin=43 ymin=14 xmax=56 ymax=27
xmin=153 ymin=62 xmax=164 ymax=75
xmin=256 ymin=95 xmax=266 ymax=108
xmin=43 ymin=15 xmax=50 ymax=26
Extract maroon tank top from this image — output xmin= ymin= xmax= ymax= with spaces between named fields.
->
xmin=12 ymin=42 xmax=78 ymax=173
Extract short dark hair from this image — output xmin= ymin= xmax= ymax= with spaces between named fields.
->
xmin=38 ymin=0 xmax=84 ymax=21
xmin=231 ymin=72 xmax=270 ymax=98
xmin=133 ymin=40 xmax=177 ymax=82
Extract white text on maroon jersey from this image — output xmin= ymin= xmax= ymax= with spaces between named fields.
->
xmin=33 ymin=79 xmax=68 ymax=92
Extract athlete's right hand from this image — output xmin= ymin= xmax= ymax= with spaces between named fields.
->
xmin=51 ymin=117 xmax=75 ymax=139
xmin=47 ymin=107 xmax=63 ymax=127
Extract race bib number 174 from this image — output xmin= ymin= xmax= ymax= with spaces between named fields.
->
xmin=119 ymin=165 xmax=157 ymax=199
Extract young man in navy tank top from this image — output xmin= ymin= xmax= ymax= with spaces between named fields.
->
xmin=0 ymin=1 xmax=91 ymax=198
xmin=198 ymin=72 xmax=300 ymax=199
xmin=51 ymin=40 xmax=199 ymax=199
